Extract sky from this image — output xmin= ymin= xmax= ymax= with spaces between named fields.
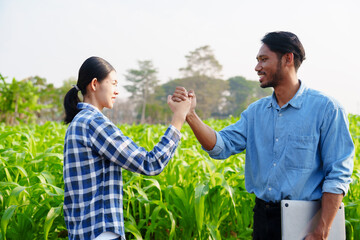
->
xmin=1 ymin=0 xmax=360 ymax=114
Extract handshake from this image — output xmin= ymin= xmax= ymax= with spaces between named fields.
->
xmin=168 ymin=86 xmax=216 ymax=151
xmin=167 ymin=87 xmax=197 ymax=131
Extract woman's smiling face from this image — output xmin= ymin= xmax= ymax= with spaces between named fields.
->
xmin=95 ymin=70 xmax=119 ymax=110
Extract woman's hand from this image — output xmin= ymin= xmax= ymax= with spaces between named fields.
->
xmin=167 ymin=94 xmax=191 ymax=131
xmin=172 ymin=86 xmax=197 ymax=118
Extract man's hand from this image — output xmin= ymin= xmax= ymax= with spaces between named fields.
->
xmin=172 ymin=86 xmax=196 ymax=117
xmin=172 ymin=86 xmax=188 ymax=102
xmin=305 ymin=231 xmax=327 ymax=240
xmin=187 ymin=89 xmax=196 ymax=116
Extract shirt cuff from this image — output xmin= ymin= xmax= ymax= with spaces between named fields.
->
xmin=167 ymin=124 xmax=181 ymax=143
xmin=201 ymin=131 xmax=224 ymax=156
xmin=322 ymin=179 xmax=349 ymax=196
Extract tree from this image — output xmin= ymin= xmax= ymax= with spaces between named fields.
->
xmin=224 ymin=76 xmax=272 ymax=116
xmin=51 ymin=77 xmax=77 ymax=122
xmin=23 ymin=76 xmax=56 ymax=123
xmin=0 ymin=74 xmax=45 ymax=125
xmin=103 ymin=98 xmax=137 ymax=124
xmin=179 ymin=45 xmax=223 ymax=78
xmin=124 ymin=60 xmax=159 ymax=124
xmin=144 ymin=85 xmax=171 ymax=124
xmin=20 ymin=76 xmax=77 ymax=123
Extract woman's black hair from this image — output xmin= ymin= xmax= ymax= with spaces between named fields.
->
xmin=63 ymin=56 xmax=115 ymax=124
xmin=261 ymin=31 xmax=306 ymax=71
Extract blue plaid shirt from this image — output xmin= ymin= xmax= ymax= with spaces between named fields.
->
xmin=63 ymin=102 xmax=181 ymax=240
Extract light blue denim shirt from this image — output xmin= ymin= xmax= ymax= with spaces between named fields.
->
xmin=205 ymin=81 xmax=354 ymax=202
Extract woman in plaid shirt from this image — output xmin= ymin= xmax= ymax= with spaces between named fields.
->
xmin=63 ymin=56 xmax=191 ymax=240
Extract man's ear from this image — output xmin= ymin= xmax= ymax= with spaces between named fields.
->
xmin=284 ymin=53 xmax=294 ymax=65
xmin=90 ymin=78 xmax=98 ymax=91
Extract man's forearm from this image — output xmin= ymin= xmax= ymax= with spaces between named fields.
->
xmin=186 ymin=112 xmax=217 ymax=151
xmin=310 ymin=192 xmax=344 ymax=239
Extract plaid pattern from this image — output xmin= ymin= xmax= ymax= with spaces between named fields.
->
xmin=63 ymin=102 xmax=181 ymax=240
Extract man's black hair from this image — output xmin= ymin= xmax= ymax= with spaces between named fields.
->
xmin=262 ymin=31 xmax=306 ymax=71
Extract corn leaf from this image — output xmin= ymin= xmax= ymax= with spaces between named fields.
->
xmin=44 ymin=205 xmax=62 ymax=240
xmin=125 ymin=221 xmax=143 ymax=240
xmin=1 ymin=205 xmax=17 ymax=240
xmin=194 ymin=182 xmax=209 ymax=235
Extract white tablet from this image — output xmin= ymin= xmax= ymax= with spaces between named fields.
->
xmin=281 ymin=200 xmax=345 ymax=240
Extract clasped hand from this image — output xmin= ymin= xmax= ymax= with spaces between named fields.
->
xmin=170 ymin=86 xmax=196 ymax=116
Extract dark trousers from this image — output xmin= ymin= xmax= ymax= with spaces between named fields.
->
xmin=253 ymin=197 xmax=282 ymax=240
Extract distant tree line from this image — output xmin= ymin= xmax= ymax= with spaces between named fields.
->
xmin=0 ymin=74 xmax=75 ymax=125
xmin=0 ymin=45 xmax=271 ymax=125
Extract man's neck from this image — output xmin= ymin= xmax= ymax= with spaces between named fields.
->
xmin=273 ymin=77 xmax=300 ymax=108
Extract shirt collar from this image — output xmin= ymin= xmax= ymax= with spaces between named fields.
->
xmin=267 ymin=80 xmax=307 ymax=109
xmin=77 ymin=102 xmax=103 ymax=115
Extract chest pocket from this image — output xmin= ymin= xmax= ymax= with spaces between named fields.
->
xmin=285 ymin=135 xmax=317 ymax=170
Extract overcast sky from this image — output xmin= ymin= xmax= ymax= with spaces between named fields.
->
xmin=1 ymin=0 xmax=359 ymax=114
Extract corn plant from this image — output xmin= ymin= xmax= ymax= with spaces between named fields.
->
xmin=0 ymin=115 xmax=359 ymax=239
xmin=0 ymin=122 xmax=67 ymax=240
xmin=344 ymin=115 xmax=360 ymax=240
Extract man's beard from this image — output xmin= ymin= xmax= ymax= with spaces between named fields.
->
xmin=260 ymin=61 xmax=283 ymax=88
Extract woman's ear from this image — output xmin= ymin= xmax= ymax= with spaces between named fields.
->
xmin=90 ymin=78 xmax=98 ymax=91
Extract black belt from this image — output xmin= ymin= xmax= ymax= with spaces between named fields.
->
xmin=255 ymin=197 xmax=281 ymax=209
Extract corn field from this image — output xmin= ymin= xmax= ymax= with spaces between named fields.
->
xmin=0 ymin=116 xmax=359 ymax=240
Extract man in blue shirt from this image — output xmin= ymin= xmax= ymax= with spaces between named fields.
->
xmin=172 ymin=31 xmax=354 ymax=239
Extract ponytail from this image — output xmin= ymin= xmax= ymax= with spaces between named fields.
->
xmin=64 ymin=87 xmax=81 ymax=124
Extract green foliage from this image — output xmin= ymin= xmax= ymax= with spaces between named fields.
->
xmin=0 ymin=122 xmax=66 ymax=239
xmin=0 ymin=74 xmax=77 ymax=125
xmin=0 ymin=74 xmax=45 ymax=125
xmin=0 ymin=115 xmax=359 ymax=239
xmin=32 ymin=76 xmax=77 ymax=122
xmin=225 ymin=76 xmax=272 ymax=116
xmin=343 ymin=114 xmax=360 ymax=240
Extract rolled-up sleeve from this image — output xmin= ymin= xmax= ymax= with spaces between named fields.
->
xmin=203 ymin=111 xmax=248 ymax=160
xmin=202 ymin=131 xmax=225 ymax=156
xmin=320 ymin=105 xmax=354 ymax=196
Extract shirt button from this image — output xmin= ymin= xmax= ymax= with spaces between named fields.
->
xmin=269 ymin=187 xmax=272 ymax=191
xmin=279 ymin=113 xmax=282 ymax=117
xmin=275 ymin=138 xmax=279 ymax=142
xmin=273 ymin=163 xmax=276 ymax=167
